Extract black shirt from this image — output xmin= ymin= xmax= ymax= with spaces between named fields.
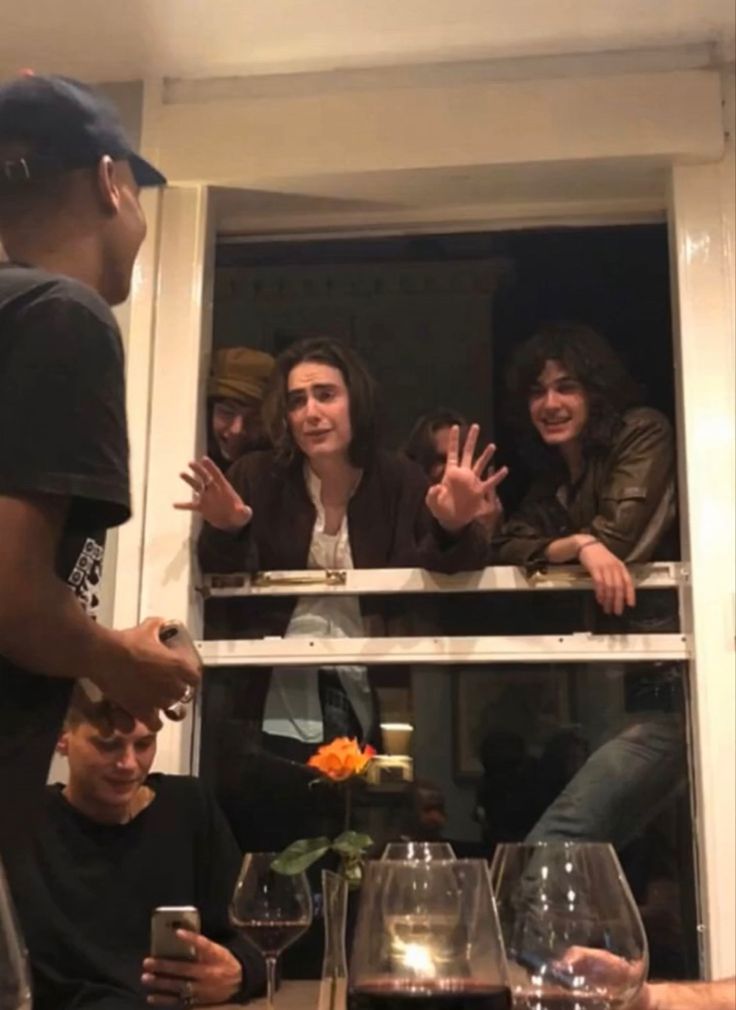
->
xmin=0 ymin=264 xmax=130 ymax=862
xmin=27 ymin=776 xmax=264 ymax=1008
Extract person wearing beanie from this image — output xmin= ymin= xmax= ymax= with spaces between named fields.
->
xmin=207 ymin=347 xmax=275 ymax=467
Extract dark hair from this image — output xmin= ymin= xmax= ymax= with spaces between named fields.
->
xmin=505 ymin=322 xmax=642 ymax=460
xmin=263 ymin=336 xmax=377 ymax=467
xmin=404 ymin=408 xmax=469 ymax=477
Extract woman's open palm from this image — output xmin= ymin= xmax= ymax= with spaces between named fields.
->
xmin=426 ymin=425 xmax=508 ymax=533
xmin=174 ymin=457 xmax=252 ymax=531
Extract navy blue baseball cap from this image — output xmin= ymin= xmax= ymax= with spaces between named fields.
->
xmin=0 ymin=73 xmax=166 ymax=188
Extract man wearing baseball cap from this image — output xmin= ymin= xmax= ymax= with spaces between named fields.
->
xmin=0 ymin=74 xmax=200 ymax=1009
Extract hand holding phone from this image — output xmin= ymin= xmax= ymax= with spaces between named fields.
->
xmin=159 ymin=621 xmax=201 ymax=721
xmin=150 ymin=906 xmax=201 ymax=961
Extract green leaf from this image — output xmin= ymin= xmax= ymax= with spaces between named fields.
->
xmin=271 ymin=837 xmax=331 ymax=875
xmin=331 ymin=831 xmax=373 ymax=857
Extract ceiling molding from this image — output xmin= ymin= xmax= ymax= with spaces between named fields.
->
xmin=164 ymin=42 xmax=722 ymax=105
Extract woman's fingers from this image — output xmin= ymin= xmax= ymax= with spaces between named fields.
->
xmin=482 ymin=465 xmax=509 ymax=491
xmin=472 ymin=441 xmax=495 ymax=476
xmin=445 ymin=425 xmax=460 ymax=469
xmin=460 ymin=424 xmax=479 ymax=469
xmin=179 ymin=472 xmax=200 ymax=491
xmin=200 ymin=456 xmax=226 ymax=485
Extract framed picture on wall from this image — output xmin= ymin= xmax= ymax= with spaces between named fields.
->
xmin=452 ymin=665 xmax=572 ymax=779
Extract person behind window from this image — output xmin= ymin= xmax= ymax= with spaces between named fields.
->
xmin=494 ymin=321 xmax=677 ymax=619
xmin=207 ymin=347 xmax=275 ymax=469
xmin=179 ymin=337 xmax=506 ymax=766
xmin=405 ymin=408 xmax=471 ymax=485
xmin=493 ymin=322 xmax=684 ymax=852
xmin=405 ymin=408 xmax=504 ymax=542
xmin=32 ymin=686 xmax=264 ymax=1010
xmin=402 ymin=779 xmax=449 ymax=842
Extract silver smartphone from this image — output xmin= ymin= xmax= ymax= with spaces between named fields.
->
xmin=150 ymin=906 xmax=201 ymax=961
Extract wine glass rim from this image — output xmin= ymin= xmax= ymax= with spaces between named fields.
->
xmin=495 ymin=841 xmax=616 ymax=852
xmin=366 ymin=857 xmax=490 ymax=869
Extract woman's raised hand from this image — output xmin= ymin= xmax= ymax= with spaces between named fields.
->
xmin=174 ymin=457 xmax=253 ymax=531
xmin=426 ymin=424 xmax=508 ymax=533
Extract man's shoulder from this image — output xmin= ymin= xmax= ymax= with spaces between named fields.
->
xmin=614 ymin=407 xmax=673 ymax=447
xmin=148 ymin=773 xmax=215 ymax=813
xmin=621 ymin=406 xmax=672 ymax=431
xmin=0 ymin=264 xmax=117 ymax=331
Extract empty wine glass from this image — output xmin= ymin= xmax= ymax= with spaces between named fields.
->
xmin=381 ymin=842 xmax=456 ymax=862
xmin=230 ymin=852 xmax=313 ymax=1010
xmin=349 ymin=859 xmax=510 ymax=1009
xmin=0 ymin=859 xmax=31 ymax=1010
xmin=491 ymin=842 xmax=648 ymax=1009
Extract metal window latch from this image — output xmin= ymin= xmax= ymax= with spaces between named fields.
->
xmin=252 ymin=570 xmax=347 ymax=588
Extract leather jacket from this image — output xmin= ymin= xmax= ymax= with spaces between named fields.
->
xmin=493 ymin=407 xmax=677 ymax=566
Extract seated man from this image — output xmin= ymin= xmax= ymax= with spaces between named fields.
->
xmin=32 ymin=687 xmax=264 ymax=1009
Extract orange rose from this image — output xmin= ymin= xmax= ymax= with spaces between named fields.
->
xmin=308 ymin=737 xmax=376 ymax=781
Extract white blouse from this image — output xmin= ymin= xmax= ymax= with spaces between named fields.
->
xmin=262 ymin=465 xmax=373 ymax=744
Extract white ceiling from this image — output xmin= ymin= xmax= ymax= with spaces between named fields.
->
xmin=1 ymin=0 xmax=734 ymax=83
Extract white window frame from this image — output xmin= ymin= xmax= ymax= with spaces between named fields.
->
xmin=114 ymin=71 xmax=735 ymax=977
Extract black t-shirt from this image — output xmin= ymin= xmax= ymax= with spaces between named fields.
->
xmin=27 ymin=776 xmax=263 ymax=1009
xmin=0 ymin=263 xmax=130 ymax=861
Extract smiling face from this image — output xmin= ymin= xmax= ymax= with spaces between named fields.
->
xmin=58 ymin=720 xmax=157 ymax=823
xmin=211 ymin=396 xmax=265 ymax=461
xmin=286 ymin=360 xmax=353 ymax=462
xmin=528 ymin=359 xmax=589 ymax=451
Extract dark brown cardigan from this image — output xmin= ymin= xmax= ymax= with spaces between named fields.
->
xmin=199 ymin=448 xmax=487 ymax=640
xmin=198 ymin=449 xmax=487 ymax=752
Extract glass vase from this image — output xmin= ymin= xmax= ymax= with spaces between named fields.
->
xmin=318 ymin=869 xmax=349 ymax=1010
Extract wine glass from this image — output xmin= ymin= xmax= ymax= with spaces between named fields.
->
xmin=230 ymin=852 xmax=313 ymax=1010
xmin=0 ymin=860 xmax=31 ymax=1010
xmin=491 ymin=842 xmax=648 ymax=1010
xmin=349 ymin=858 xmax=510 ymax=1008
xmin=381 ymin=841 xmax=456 ymax=861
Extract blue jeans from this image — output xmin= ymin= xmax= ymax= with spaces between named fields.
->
xmin=526 ymin=713 xmax=685 ymax=848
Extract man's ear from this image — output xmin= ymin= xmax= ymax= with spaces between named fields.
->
xmin=95 ymin=155 xmax=120 ymax=214
xmin=56 ymin=731 xmax=70 ymax=757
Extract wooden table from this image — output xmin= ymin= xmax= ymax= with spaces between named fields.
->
xmin=223 ymin=980 xmax=320 ymax=1008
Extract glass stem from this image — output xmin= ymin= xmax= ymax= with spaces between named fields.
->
xmin=265 ymin=954 xmax=278 ymax=1010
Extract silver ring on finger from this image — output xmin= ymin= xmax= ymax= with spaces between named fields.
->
xmin=182 ymin=979 xmax=195 ymax=1007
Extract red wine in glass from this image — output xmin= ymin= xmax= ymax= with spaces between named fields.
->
xmin=348 ymin=980 xmax=512 ymax=1009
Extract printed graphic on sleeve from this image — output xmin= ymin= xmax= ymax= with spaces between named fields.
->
xmin=67 ymin=536 xmax=106 ymax=619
